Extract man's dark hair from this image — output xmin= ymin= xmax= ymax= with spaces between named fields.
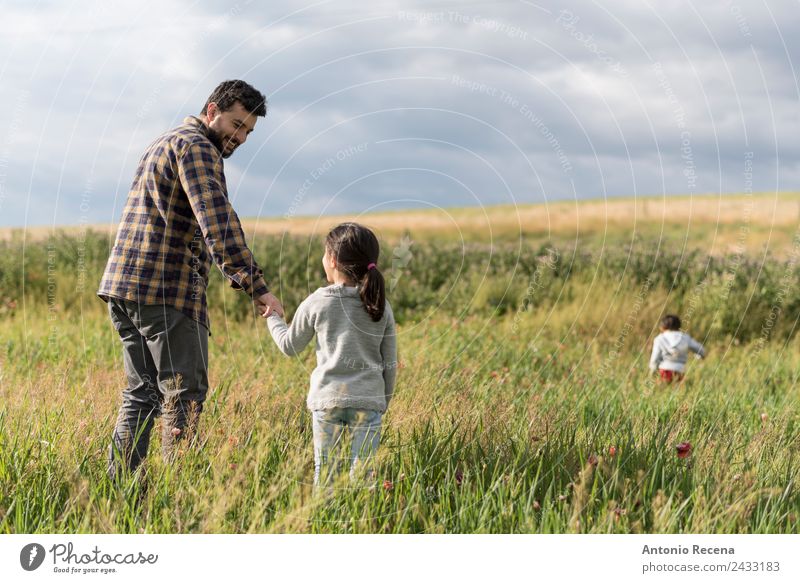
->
xmin=201 ymin=80 xmax=267 ymax=117
xmin=661 ymin=314 xmax=681 ymax=331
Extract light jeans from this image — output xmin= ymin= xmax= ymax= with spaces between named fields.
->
xmin=311 ymin=407 xmax=382 ymax=488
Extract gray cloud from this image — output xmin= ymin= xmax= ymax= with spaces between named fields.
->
xmin=0 ymin=0 xmax=797 ymax=227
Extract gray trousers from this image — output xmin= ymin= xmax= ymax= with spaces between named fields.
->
xmin=106 ymin=297 xmax=209 ymax=479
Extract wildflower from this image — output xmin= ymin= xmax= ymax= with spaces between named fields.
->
xmin=383 ymin=480 xmax=393 ymax=492
xmin=171 ymin=427 xmax=181 ymax=436
xmin=676 ymin=442 xmax=692 ymax=459
xmin=229 ymin=463 xmax=237 ymax=470
xmin=558 ymin=494 xmax=567 ymax=501
xmin=608 ymin=446 xmax=617 ymax=457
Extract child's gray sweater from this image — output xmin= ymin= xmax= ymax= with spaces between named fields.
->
xmin=649 ymin=330 xmax=706 ymax=373
xmin=267 ymin=283 xmax=397 ymax=413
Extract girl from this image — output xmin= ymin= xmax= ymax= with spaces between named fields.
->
xmin=649 ymin=314 xmax=706 ymax=383
xmin=265 ymin=223 xmax=398 ymax=488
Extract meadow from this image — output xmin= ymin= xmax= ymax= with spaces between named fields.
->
xmin=1 ymin=192 xmax=799 ymax=533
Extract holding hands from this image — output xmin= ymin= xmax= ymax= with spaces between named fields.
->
xmin=255 ymin=292 xmax=284 ymax=319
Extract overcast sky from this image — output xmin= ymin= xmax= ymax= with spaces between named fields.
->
xmin=0 ymin=0 xmax=797 ymax=227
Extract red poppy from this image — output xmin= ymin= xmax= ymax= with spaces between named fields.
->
xmin=676 ymin=442 xmax=692 ymax=458
xmin=383 ymin=480 xmax=393 ymax=492
xmin=608 ymin=446 xmax=617 ymax=457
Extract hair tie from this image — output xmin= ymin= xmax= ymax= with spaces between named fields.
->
xmin=367 ymin=262 xmax=377 ymax=271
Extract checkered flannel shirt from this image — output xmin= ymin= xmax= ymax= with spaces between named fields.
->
xmin=98 ymin=116 xmax=269 ymax=332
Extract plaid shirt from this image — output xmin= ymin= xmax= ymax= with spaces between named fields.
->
xmin=98 ymin=116 xmax=269 ymax=332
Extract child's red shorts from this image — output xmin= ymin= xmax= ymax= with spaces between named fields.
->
xmin=659 ymin=369 xmax=684 ymax=383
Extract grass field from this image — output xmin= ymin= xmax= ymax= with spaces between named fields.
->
xmin=1 ymin=192 xmax=799 ymax=533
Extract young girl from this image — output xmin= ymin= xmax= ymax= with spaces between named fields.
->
xmin=265 ymin=223 xmax=398 ymax=488
xmin=649 ymin=314 xmax=706 ymax=383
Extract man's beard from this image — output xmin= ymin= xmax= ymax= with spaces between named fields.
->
xmin=206 ymin=127 xmax=236 ymax=159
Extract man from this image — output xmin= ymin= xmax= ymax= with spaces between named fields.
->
xmin=98 ymin=79 xmax=283 ymax=480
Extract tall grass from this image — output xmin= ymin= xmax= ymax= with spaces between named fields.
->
xmin=3 ymin=229 xmax=800 ymax=341
xmin=0 ymin=230 xmax=798 ymax=533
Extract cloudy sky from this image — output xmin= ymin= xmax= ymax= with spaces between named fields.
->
xmin=0 ymin=0 xmax=797 ymax=227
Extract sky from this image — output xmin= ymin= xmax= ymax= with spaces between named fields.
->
xmin=0 ymin=0 xmax=797 ymax=227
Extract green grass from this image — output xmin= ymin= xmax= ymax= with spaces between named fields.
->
xmin=0 ymin=228 xmax=799 ymax=533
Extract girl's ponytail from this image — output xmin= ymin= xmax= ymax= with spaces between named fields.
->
xmin=325 ymin=222 xmax=387 ymax=322
xmin=360 ymin=262 xmax=386 ymax=322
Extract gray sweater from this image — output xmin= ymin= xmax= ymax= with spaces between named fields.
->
xmin=649 ymin=330 xmax=706 ymax=373
xmin=267 ymin=283 xmax=397 ymax=413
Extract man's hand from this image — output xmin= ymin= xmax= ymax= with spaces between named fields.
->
xmin=255 ymin=292 xmax=284 ymax=319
